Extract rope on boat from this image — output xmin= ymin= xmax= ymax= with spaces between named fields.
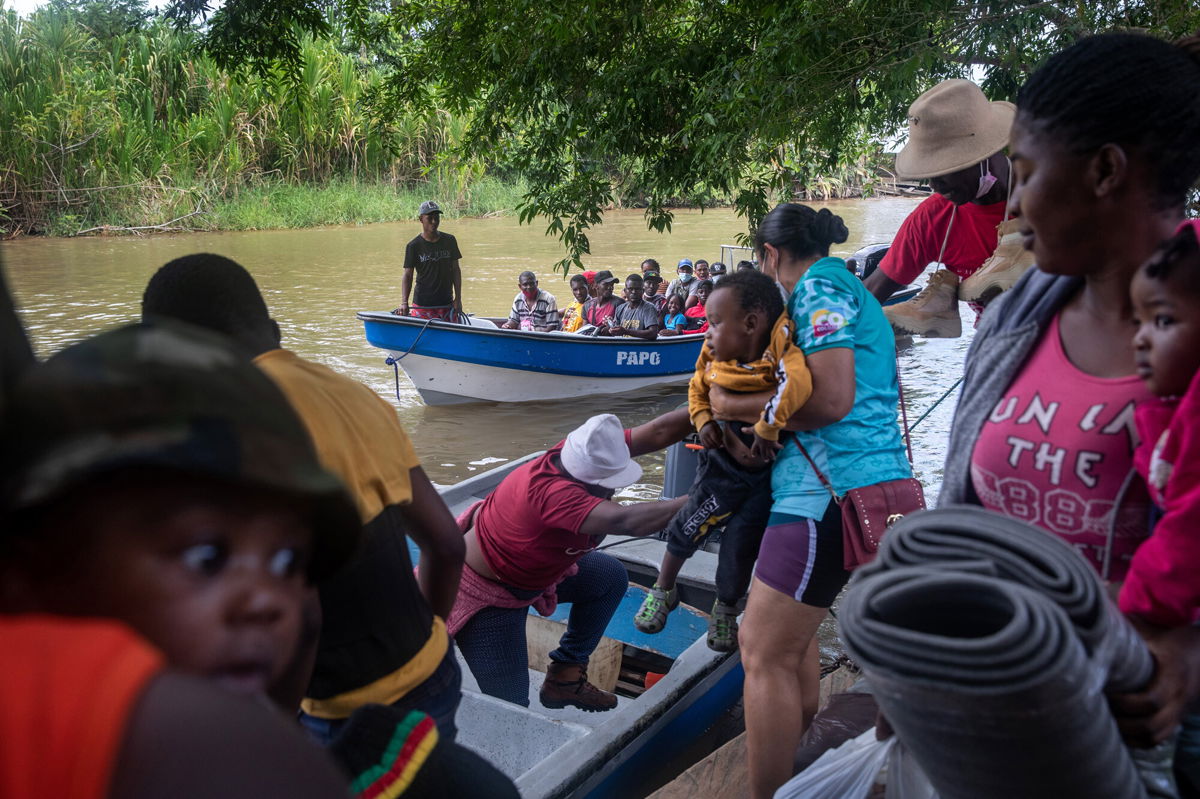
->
xmin=384 ymin=316 xmax=436 ymax=402
xmin=905 ymin=376 xmax=964 ymax=436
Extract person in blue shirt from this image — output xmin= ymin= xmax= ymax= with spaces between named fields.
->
xmin=707 ymin=203 xmax=910 ymax=799
xmin=659 ymin=293 xmax=688 ymax=334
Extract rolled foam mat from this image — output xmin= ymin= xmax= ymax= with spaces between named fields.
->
xmin=856 ymin=505 xmax=1152 ymax=691
xmin=840 ymin=567 xmax=1145 ymax=798
xmin=838 ymin=506 xmax=1177 ymax=798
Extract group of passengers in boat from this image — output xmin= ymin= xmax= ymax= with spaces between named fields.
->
xmin=3 ymin=27 xmax=1200 ymax=799
xmin=498 ymin=260 xmax=725 ymax=337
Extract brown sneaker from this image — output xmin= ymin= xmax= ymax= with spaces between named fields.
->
xmin=539 ymin=662 xmax=618 ymax=712
xmin=959 ymin=218 xmax=1035 ymax=306
xmin=884 ymin=269 xmax=962 ymax=338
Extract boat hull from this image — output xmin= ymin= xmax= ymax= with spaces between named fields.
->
xmin=359 ymin=311 xmax=703 ymax=404
xmin=392 ymin=351 xmax=694 ymax=404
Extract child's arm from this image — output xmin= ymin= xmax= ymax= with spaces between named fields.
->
xmin=688 ymin=345 xmax=716 ymax=435
xmin=752 ymin=332 xmax=814 ymax=442
xmin=1120 ymin=403 xmax=1200 ymax=627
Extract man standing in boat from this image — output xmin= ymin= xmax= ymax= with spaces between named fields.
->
xmin=864 ymin=80 xmax=1032 ymax=337
xmin=396 ymin=200 xmax=464 ymax=321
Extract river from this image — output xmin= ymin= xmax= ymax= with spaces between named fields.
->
xmin=2 ymin=199 xmax=970 ymax=500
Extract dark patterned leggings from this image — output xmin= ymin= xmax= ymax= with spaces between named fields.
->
xmin=454 ymin=551 xmax=628 ymax=706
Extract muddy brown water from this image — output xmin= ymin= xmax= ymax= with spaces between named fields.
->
xmin=3 ymin=200 xmax=974 ymax=658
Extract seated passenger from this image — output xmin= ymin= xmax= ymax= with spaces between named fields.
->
xmin=687 ymin=262 xmax=711 ymax=308
xmin=659 ymin=293 xmax=688 ymax=336
xmin=666 ymin=260 xmax=695 ymax=304
xmin=643 ymin=272 xmax=667 ymax=313
xmin=684 ymin=279 xmax=713 ymax=332
xmin=582 ymin=270 xmax=623 ymax=327
xmin=600 ymin=274 xmax=661 ymax=340
xmin=560 ymin=274 xmax=590 ymax=333
xmin=641 ymin=259 xmax=666 ymax=295
xmin=503 ymin=271 xmax=559 ymax=331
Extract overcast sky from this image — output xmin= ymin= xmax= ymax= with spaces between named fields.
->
xmin=5 ymin=0 xmax=43 ymax=13
xmin=5 ymin=0 xmax=170 ymax=15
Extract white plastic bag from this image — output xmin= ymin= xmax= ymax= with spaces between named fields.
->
xmin=885 ymin=741 xmax=938 ymax=799
xmin=774 ymin=728 xmax=895 ymax=799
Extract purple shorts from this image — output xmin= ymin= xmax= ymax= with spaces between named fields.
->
xmin=753 ymin=501 xmax=849 ymax=608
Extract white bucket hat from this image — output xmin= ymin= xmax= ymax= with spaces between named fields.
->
xmin=895 ymin=79 xmax=1015 ymax=180
xmin=559 ymin=414 xmax=642 ymax=489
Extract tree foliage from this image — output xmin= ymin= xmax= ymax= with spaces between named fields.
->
xmin=0 ymin=8 xmax=485 ymax=235
xmin=40 ymin=0 xmax=152 ymax=39
xmin=169 ymin=0 xmax=1200 ymax=271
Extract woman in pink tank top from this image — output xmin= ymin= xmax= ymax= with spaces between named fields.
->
xmin=943 ymin=32 xmax=1200 ymax=761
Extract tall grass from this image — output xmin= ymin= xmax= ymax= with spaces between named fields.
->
xmin=206 ymin=177 xmax=529 ymax=231
xmin=0 ymin=9 xmax=500 ymax=236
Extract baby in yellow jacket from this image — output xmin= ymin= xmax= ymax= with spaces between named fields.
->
xmin=634 ymin=269 xmax=811 ymax=650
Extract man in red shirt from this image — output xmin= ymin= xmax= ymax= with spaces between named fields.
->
xmin=452 ymin=412 xmax=689 ymax=711
xmin=865 ymin=80 xmax=1031 ymax=338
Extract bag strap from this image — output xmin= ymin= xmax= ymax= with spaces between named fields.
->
xmin=933 ymin=204 xmax=956 ymax=273
xmin=896 ymin=356 xmax=914 ymax=465
xmin=788 ymin=433 xmax=840 ymax=503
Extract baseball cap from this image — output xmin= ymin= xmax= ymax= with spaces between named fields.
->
xmin=559 ymin=415 xmax=642 ymax=489
xmin=582 ymin=270 xmax=598 ymax=285
xmin=1 ymin=320 xmax=361 ymax=581
xmin=710 ymin=262 xmax=727 ymax=274
xmin=593 ymin=270 xmax=619 ymax=285
xmin=643 ymin=271 xmax=663 ymax=284
xmin=418 ymin=200 xmax=442 ymax=217
xmin=677 ymin=259 xmax=693 ymax=271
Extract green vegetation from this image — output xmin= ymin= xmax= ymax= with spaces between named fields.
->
xmin=11 ymin=0 xmax=1197 ymax=253
xmin=172 ymin=0 xmax=1200 ymax=272
xmin=0 ymin=6 xmax=506 ymax=236
xmin=204 ymin=177 xmax=528 ymax=233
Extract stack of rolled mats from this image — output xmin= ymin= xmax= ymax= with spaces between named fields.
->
xmin=839 ymin=505 xmax=1176 ymax=799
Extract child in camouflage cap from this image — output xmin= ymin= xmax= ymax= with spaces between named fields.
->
xmin=0 ymin=319 xmax=361 ymax=698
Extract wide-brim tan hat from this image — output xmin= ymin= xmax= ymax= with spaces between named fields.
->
xmin=895 ymin=79 xmax=1015 ymax=180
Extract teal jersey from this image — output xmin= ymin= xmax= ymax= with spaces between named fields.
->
xmin=771 ymin=257 xmax=911 ymax=518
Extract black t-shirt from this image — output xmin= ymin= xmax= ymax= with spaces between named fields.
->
xmin=307 ymin=505 xmax=436 ymax=699
xmin=404 ymin=233 xmax=462 ymax=307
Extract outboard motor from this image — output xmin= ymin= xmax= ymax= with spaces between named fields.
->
xmin=846 ymin=243 xmax=890 ymax=281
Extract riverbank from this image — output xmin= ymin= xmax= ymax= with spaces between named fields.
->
xmin=23 ymin=177 xmax=531 ymax=239
xmin=18 ymin=176 xmax=909 ymax=239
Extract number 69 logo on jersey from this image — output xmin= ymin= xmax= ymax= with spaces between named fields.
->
xmin=810 ymin=308 xmax=847 ymax=338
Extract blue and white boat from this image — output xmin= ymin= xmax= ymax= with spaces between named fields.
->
xmin=358 ymin=312 xmax=705 ymax=405
xmin=359 ymin=244 xmax=917 ymax=406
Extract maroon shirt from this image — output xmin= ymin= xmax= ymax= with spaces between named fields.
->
xmin=474 ymin=443 xmax=604 ymax=590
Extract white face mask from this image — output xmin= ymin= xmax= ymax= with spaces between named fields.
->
xmin=679 ymin=273 xmax=694 ymax=283
xmin=976 ymin=161 xmax=998 ymax=199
